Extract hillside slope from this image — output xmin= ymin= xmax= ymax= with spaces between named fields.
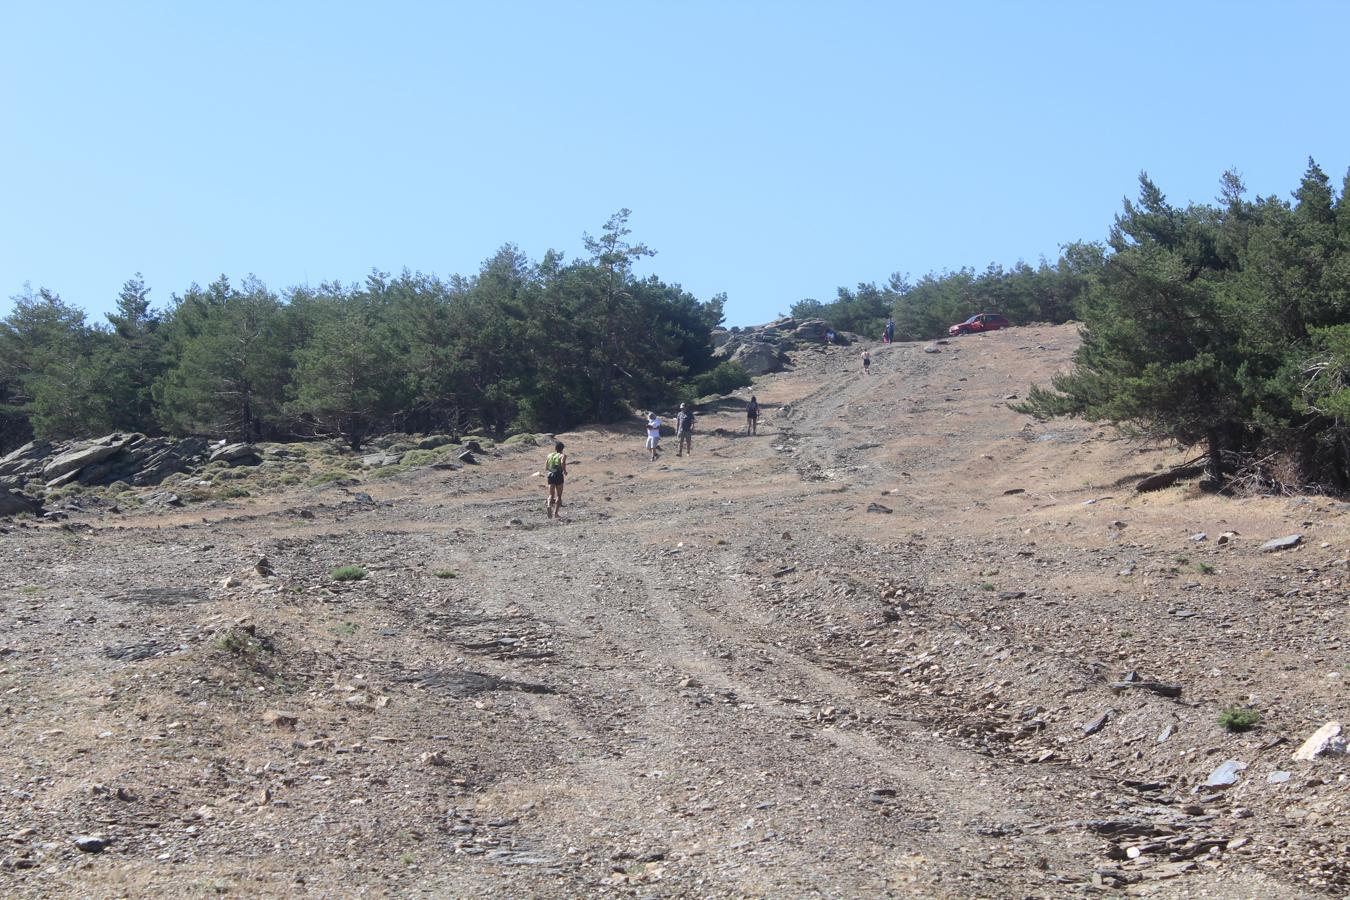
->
xmin=2 ymin=324 xmax=1346 ymax=897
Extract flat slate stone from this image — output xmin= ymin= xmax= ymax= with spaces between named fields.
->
xmin=1260 ymin=534 xmax=1302 ymax=552
xmin=1204 ymin=759 xmax=1247 ymax=787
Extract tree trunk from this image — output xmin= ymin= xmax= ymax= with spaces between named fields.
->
xmin=1205 ymin=428 xmax=1225 ymax=485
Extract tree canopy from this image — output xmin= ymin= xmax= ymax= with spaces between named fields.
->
xmin=1 ymin=212 xmax=729 ymax=451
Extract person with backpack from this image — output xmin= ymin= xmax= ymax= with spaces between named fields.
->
xmin=884 ymin=318 xmax=895 ymax=343
xmin=645 ymin=411 xmax=662 ymax=460
xmin=746 ymin=395 xmax=760 ymax=435
xmin=545 ymin=441 xmax=568 ymax=519
xmin=675 ymin=402 xmax=695 ymax=457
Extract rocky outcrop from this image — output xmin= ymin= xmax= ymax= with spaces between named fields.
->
xmin=711 ymin=316 xmax=856 ymax=377
xmin=44 ymin=434 xmax=138 ymax=481
xmin=0 ymin=488 xmax=42 ymax=517
xmin=729 ymin=341 xmax=786 ymax=376
xmin=209 ymin=443 xmax=263 ymax=466
xmin=0 ymin=441 xmax=53 ymax=479
xmin=0 ymin=433 xmax=214 ymax=498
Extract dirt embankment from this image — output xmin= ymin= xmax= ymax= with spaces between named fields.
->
xmin=1 ymin=324 xmax=1346 ymax=897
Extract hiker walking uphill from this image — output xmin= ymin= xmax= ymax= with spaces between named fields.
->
xmin=675 ymin=402 xmax=695 ymax=457
xmin=746 ymin=395 xmax=760 ymax=435
xmin=861 ymin=349 xmax=871 ymax=375
xmin=545 ymin=441 xmax=567 ymax=519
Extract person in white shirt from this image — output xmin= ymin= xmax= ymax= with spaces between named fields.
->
xmin=645 ymin=412 xmax=662 ymax=460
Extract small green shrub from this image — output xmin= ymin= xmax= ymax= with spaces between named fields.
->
xmin=400 ymin=449 xmax=441 ymax=467
xmin=979 ymin=582 xmax=995 ymax=591
xmin=1218 ymin=708 xmax=1260 ymax=732
xmin=372 ymin=464 xmax=409 ymax=478
xmin=433 ymin=569 xmax=457 ymax=579
xmin=213 ymin=627 xmax=268 ymax=656
xmin=686 ymin=361 xmax=753 ymax=399
xmin=1195 ymin=561 xmax=1215 ymax=575
xmin=331 ymin=565 xmax=367 ymax=582
xmin=333 ymin=621 xmax=358 ymax=636
xmin=307 ymin=471 xmax=348 ymax=487
xmin=215 ymin=485 xmax=251 ymax=499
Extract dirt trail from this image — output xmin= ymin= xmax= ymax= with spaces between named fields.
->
xmin=2 ymin=325 xmax=1346 ymax=897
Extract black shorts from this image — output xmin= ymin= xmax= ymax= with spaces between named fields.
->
xmin=547 ymin=470 xmax=564 ymax=486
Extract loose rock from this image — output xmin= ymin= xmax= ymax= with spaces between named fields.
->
xmin=1291 ymin=721 xmax=1346 ymax=761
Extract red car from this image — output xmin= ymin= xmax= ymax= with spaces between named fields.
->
xmin=948 ymin=313 xmax=1011 ymax=336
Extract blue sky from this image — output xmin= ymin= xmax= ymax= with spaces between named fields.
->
xmin=3 ymin=1 xmax=1348 ymax=327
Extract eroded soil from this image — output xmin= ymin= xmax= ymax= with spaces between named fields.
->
xmin=2 ymin=324 xmax=1347 ymax=897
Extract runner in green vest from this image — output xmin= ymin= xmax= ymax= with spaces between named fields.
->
xmin=545 ymin=441 xmax=568 ymax=519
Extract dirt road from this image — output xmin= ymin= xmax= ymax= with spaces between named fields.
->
xmin=2 ymin=325 xmax=1346 ymax=896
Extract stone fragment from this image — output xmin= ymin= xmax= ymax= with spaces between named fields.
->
xmin=1189 ymin=532 xmax=1207 ymax=542
xmin=262 ymin=710 xmax=298 ymax=729
xmin=72 ymin=835 xmax=109 ymax=853
xmin=1260 ymin=534 xmax=1302 ymax=552
xmin=1109 ymin=679 xmax=1182 ymax=699
xmin=1291 ymin=721 xmax=1346 ymax=761
xmin=865 ymin=502 xmax=892 ymax=514
xmin=1204 ymin=759 xmax=1247 ymax=787
xmin=1083 ymin=711 xmax=1111 ymax=736
xmin=1267 ymin=771 xmax=1291 ymax=784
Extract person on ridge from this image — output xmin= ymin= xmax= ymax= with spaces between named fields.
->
xmin=884 ymin=318 xmax=895 ymax=343
xmin=645 ymin=411 xmax=662 ymax=460
xmin=675 ymin=402 xmax=695 ymax=457
xmin=862 ymin=348 xmax=871 ymax=375
xmin=746 ymin=395 xmax=760 ymax=435
xmin=545 ymin=440 xmax=567 ymax=519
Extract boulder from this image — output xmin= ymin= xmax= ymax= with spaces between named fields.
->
xmin=210 ymin=443 xmax=262 ymax=466
xmin=43 ymin=435 xmax=135 ymax=480
xmin=792 ymin=318 xmax=831 ymax=342
xmin=711 ymin=329 xmax=733 ymax=349
xmin=730 ymin=341 xmax=785 ymax=376
xmin=0 ymin=488 xmax=42 ymax=517
xmin=361 ymin=452 xmax=401 ymax=468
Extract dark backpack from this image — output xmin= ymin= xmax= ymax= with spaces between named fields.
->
xmin=680 ymin=410 xmax=695 ymax=432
